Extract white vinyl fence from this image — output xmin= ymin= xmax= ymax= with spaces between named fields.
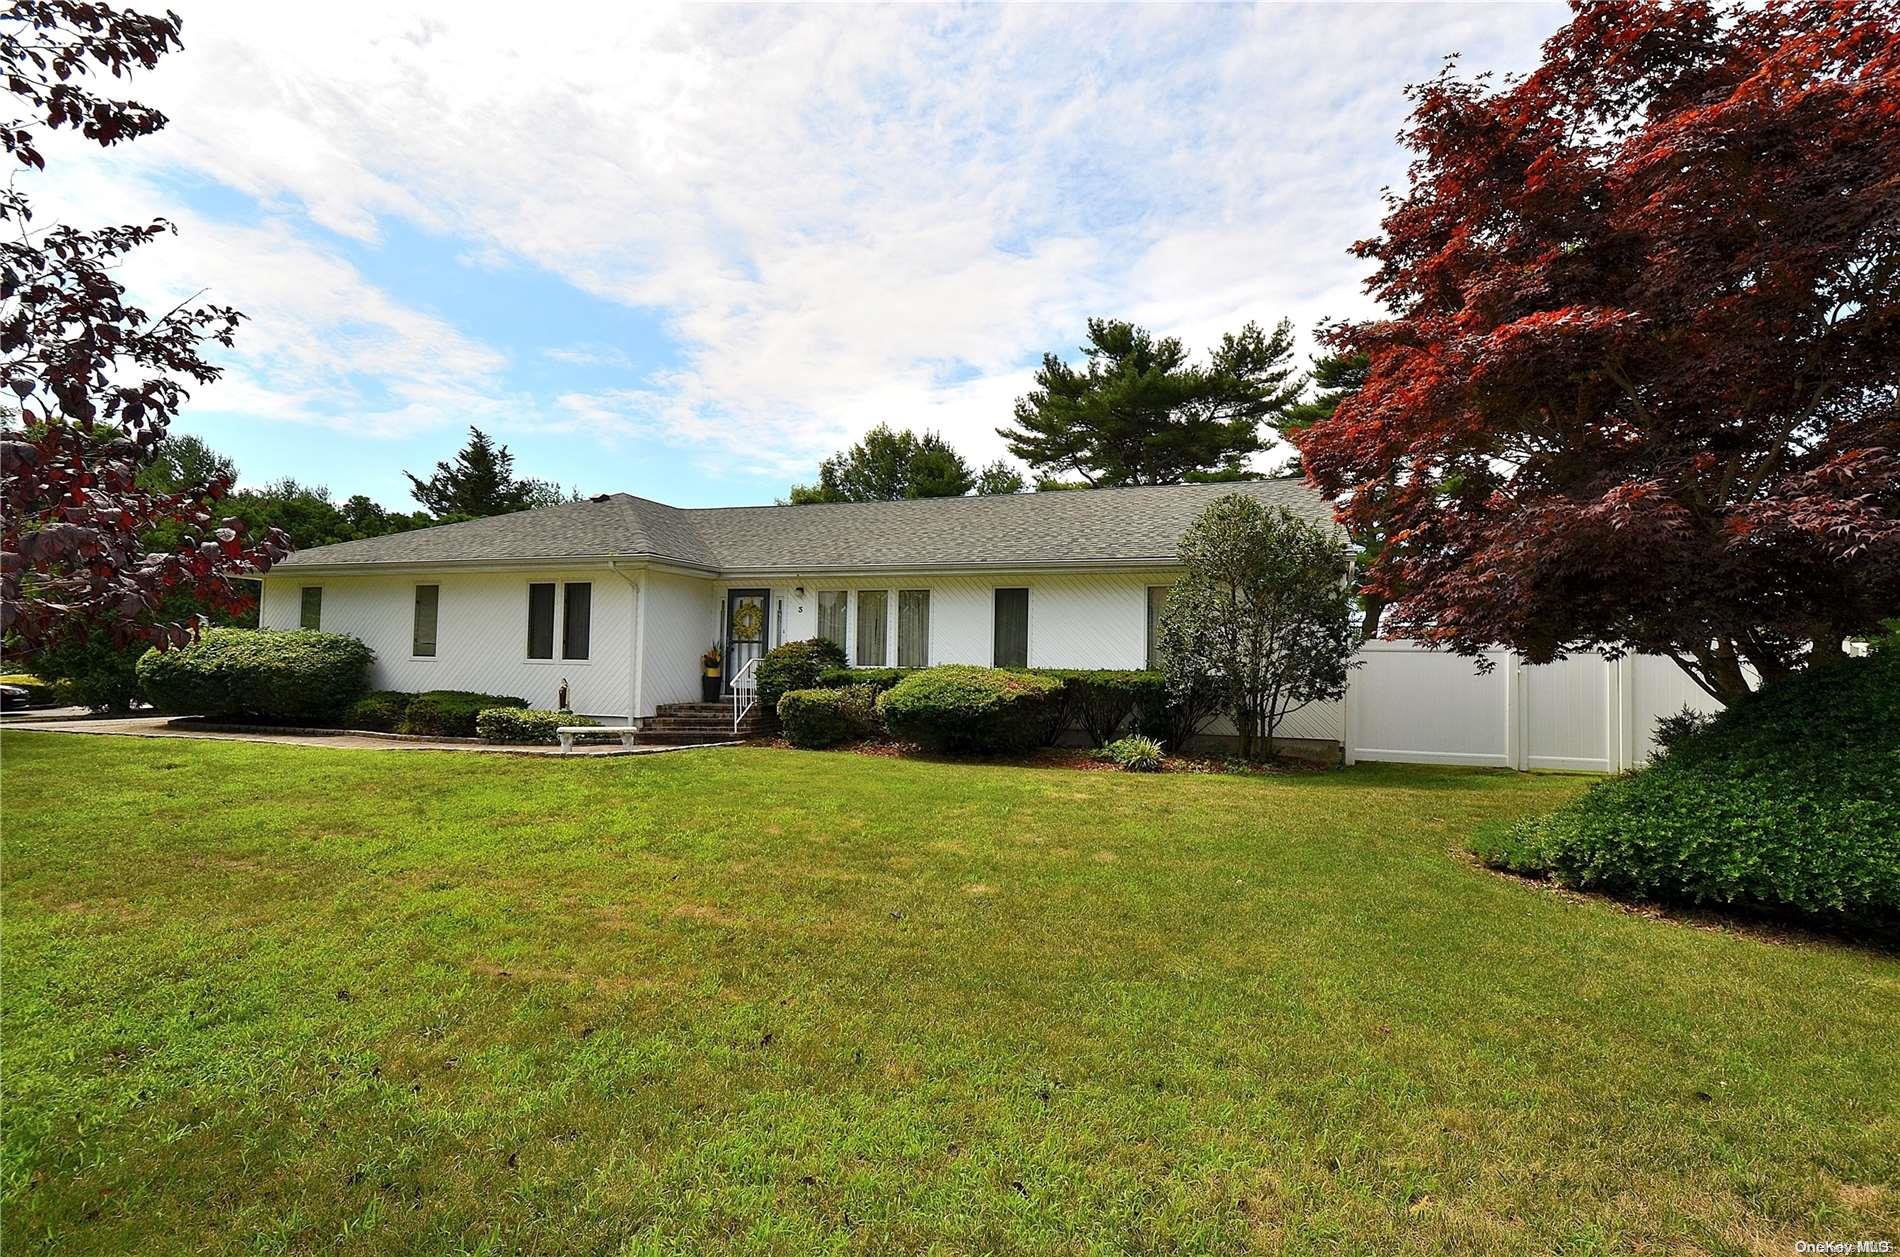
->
xmin=1340 ymin=640 xmax=1723 ymax=772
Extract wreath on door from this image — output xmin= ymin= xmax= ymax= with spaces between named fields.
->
xmin=731 ymin=602 xmax=765 ymax=640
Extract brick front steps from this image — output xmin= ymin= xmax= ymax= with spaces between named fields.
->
xmin=642 ymin=702 xmax=767 ymax=744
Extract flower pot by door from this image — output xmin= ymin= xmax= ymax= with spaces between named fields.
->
xmin=701 ymin=672 xmax=721 ymax=703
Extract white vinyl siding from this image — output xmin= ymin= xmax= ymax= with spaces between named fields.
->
xmin=412 ymin=584 xmax=439 ymax=657
xmin=897 ymin=589 xmax=930 ymax=668
xmin=299 ymin=586 xmax=322 ymax=630
xmin=855 ymin=590 xmax=888 ymax=665
xmin=817 ymin=590 xmax=848 ymax=652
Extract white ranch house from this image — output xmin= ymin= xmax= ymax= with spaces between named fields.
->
xmin=259 ymin=480 xmax=1343 ymax=740
xmin=259 ymin=479 xmax=1720 ymax=764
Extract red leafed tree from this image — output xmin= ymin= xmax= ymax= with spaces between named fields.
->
xmin=1296 ymin=0 xmax=1900 ymax=704
xmin=1 ymin=2 xmax=286 ymax=655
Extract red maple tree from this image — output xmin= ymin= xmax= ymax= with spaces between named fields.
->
xmin=1 ymin=2 xmax=287 ymax=655
xmin=1296 ymin=0 xmax=1900 ymax=703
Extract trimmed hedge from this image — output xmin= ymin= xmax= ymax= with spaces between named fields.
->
xmin=816 ymin=666 xmax=915 ymax=695
xmin=778 ymin=685 xmax=882 ymax=749
xmin=1038 ymin=669 xmax=1166 ymax=746
xmin=876 ymin=665 xmax=1063 ymax=754
xmin=756 ymin=638 xmax=848 ymax=718
xmin=1476 ymin=653 xmax=1900 ymax=920
xmin=1101 ymin=734 xmax=1165 ymax=772
xmin=401 ymin=690 xmax=527 ymax=738
xmin=137 ymin=629 xmax=373 ymax=722
xmin=476 ymin=708 xmax=595 ymax=745
xmin=348 ymin=690 xmax=412 ymax=731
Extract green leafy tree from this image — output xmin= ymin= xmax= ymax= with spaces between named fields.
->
xmin=789 ymin=424 xmax=986 ymax=503
xmin=405 ymin=427 xmax=563 ymax=518
xmin=1155 ymin=495 xmax=1357 ymax=759
xmin=999 ymin=318 xmax=1304 ymax=487
xmin=973 ymin=460 xmax=1026 ymax=496
xmin=135 ymin=433 xmax=237 ymax=493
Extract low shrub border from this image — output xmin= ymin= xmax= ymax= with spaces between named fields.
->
xmin=137 ymin=629 xmax=373 ymax=723
xmin=348 ymin=691 xmax=412 ymax=732
xmin=876 ymin=666 xmax=1063 ymax=755
xmin=756 ymin=639 xmax=848 ymax=719
xmin=779 ymin=685 xmax=882 ymax=748
xmin=401 ymin=690 xmax=528 ymax=738
xmin=1476 ymin=652 xmax=1899 ymax=921
xmin=476 ymin=708 xmax=597 ymax=745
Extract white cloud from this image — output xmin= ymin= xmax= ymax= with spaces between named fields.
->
xmin=44 ymin=0 xmax=1566 ymax=473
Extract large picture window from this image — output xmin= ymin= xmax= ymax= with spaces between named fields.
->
xmin=412 ymin=585 xmax=439 ymax=658
xmin=527 ymin=583 xmax=556 ymax=659
xmin=1146 ymin=585 xmax=1171 ymax=669
xmin=817 ymin=590 xmax=848 ymax=652
xmin=897 ymin=589 xmax=930 ymax=668
xmin=562 ymin=582 xmax=591 ymax=660
xmin=856 ymin=590 xmax=888 ymax=666
xmin=993 ymin=587 xmax=1028 ymax=668
xmin=299 ymin=586 xmax=322 ymax=630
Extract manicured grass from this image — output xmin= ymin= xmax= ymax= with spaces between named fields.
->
xmin=2 ymin=733 xmax=1895 ymax=1253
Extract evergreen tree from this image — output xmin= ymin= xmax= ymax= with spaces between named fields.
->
xmin=404 ymin=427 xmax=560 ymax=519
xmin=999 ymin=318 xmax=1304 ymax=487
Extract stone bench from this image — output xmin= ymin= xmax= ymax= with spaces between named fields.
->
xmin=556 ymin=726 xmax=637 ymax=753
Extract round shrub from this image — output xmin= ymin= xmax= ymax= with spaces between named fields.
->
xmin=401 ymin=690 xmax=527 ymax=738
xmin=876 ymin=665 xmax=1063 ymax=755
xmin=756 ymin=638 xmax=848 ymax=718
xmin=1100 ymin=734 xmax=1165 ymax=772
xmin=476 ymin=708 xmax=595 ymax=745
xmin=347 ymin=690 xmax=412 ymax=732
xmin=778 ymin=684 xmax=882 ymax=749
xmin=137 ymin=628 xmax=373 ymax=722
xmin=1477 ymin=653 xmax=1900 ymax=920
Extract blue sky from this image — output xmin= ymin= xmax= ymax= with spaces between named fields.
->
xmin=41 ymin=1 xmax=1565 ymax=510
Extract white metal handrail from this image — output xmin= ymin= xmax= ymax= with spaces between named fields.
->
xmin=730 ymin=655 xmax=760 ymax=732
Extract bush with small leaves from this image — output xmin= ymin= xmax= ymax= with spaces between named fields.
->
xmin=476 ymin=708 xmax=595 ymax=745
xmin=778 ymin=685 xmax=882 ymax=749
xmin=400 ymin=690 xmax=528 ymax=737
xmin=1476 ymin=653 xmax=1899 ymax=921
xmin=876 ymin=666 xmax=1063 ymax=755
xmin=756 ymin=638 xmax=848 ymax=718
xmin=347 ymin=691 xmax=412 ymax=732
xmin=817 ymin=666 xmax=914 ymax=695
xmin=137 ymin=628 xmax=372 ymax=722
xmin=1100 ymin=735 xmax=1165 ymax=772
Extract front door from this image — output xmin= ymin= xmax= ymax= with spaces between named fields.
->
xmin=724 ymin=588 xmax=770 ymax=694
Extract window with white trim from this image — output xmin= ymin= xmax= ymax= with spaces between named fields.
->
xmin=299 ymin=586 xmax=322 ymax=630
xmin=897 ymin=589 xmax=930 ymax=668
xmin=856 ymin=590 xmax=888 ymax=666
xmin=817 ymin=590 xmax=848 ymax=652
xmin=412 ymin=585 xmax=439 ymax=657
xmin=993 ymin=587 xmax=1028 ymax=668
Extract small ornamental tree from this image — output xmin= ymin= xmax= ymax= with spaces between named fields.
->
xmin=1 ymin=2 xmax=288 ymax=654
xmin=404 ymin=427 xmax=565 ymax=519
xmin=1156 ymin=495 xmax=1358 ymax=759
xmin=1296 ymin=0 xmax=1900 ymax=705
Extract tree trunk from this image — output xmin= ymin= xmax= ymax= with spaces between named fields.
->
xmin=1681 ymin=639 xmax=1754 ymax=706
xmin=1807 ymin=623 xmax=1850 ymax=669
xmin=1360 ymin=596 xmax=1385 ymax=640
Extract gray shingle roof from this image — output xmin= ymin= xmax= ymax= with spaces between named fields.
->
xmin=273 ymin=478 xmax=1333 ymax=573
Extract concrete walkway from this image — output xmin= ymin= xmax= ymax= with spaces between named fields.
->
xmin=3 ymin=715 xmax=736 ymax=756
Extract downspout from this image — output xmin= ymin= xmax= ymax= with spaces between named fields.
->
xmin=609 ymin=561 xmax=642 ymax=727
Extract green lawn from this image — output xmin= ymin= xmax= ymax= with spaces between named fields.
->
xmin=2 ymin=733 xmax=1895 ymax=1254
